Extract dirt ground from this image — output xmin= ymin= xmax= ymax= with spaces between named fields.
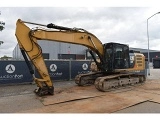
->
xmin=1 ymin=69 xmax=160 ymax=113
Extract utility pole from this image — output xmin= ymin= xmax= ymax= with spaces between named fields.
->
xmin=147 ymin=12 xmax=160 ymax=76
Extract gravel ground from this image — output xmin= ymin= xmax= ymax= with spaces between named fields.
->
xmin=0 ymin=80 xmax=75 ymax=113
xmin=0 ymin=80 xmax=75 ymax=97
xmin=147 ymin=68 xmax=160 ymax=80
xmin=116 ymin=68 xmax=160 ymax=113
xmin=116 ymin=101 xmax=160 ymax=113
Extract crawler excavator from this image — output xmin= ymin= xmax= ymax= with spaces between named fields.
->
xmin=15 ymin=19 xmax=146 ymax=96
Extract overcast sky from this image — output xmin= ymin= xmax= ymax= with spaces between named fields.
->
xmin=0 ymin=7 xmax=160 ymax=57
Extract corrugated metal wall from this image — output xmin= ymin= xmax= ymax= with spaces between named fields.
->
xmin=12 ymin=44 xmax=24 ymax=60
xmin=12 ymin=41 xmax=87 ymax=60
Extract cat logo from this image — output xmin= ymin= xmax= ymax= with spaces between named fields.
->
xmin=6 ymin=64 xmax=15 ymax=73
xmin=82 ymin=63 xmax=88 ymax=70
xmin=50 ymin=64 xmax=57 ymax=72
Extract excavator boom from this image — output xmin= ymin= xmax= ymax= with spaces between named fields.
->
xmin=15 ymin=19 xmax=104 ymax=96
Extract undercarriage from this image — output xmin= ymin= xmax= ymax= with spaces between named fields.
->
xmin=75 ymin=71 xmax=146 ymax=92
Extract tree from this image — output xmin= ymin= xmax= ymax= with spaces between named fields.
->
xmin=1 ymin=55 xmax=12 ymax=60
xmin=0 ymin=11 xmax=5 ymax=31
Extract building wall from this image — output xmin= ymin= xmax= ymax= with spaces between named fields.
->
xmin=12 ymin=41 xmax=88 ymax=60
xmin=13 ymin=41 xmax=160 ymax=61
xmin=142 ymin=52 xmax=160 ymax=62
xmin=12 ymin=44 xmax=23 ymax=60
xmin=130 ymin=48 xmax=160 ymax=62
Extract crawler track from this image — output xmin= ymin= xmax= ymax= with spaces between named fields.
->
xmin=75 ymin=72 xmax=146 ymax=92
xmin=75 ymin=71 xmax=104 ymax=86
xmin=94 ymin=73 xmax=146 ymax=91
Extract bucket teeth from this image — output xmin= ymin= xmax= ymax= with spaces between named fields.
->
xmin=34 ymin=86 xmax=54 ymax=96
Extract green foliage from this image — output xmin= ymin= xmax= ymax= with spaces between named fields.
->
xmin=0 ymin=11 xmax=5 ymax=31
xmin=0 ymin=25 xmax=4 ymax=31
xmin=1 ymin=55 xmax=12 ymax=60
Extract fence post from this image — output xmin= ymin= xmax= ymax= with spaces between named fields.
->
xmin=69 ymin=59 xmax=72 ymax=80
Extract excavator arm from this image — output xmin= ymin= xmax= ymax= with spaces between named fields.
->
xmin=15 ymin=19 xmax=104 ymax=96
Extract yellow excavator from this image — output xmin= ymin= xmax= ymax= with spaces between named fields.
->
xmin=15 ymin=19 xmax=146 ymax=96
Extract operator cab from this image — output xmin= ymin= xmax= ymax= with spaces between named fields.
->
xmin=104 ymin=42 xmax=130 ymax=72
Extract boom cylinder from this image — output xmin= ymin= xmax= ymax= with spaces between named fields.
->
xmin=47 ymin=23 xmax=74 ymax=31
xmin=20 ymin=49 xmax=34 ymax=75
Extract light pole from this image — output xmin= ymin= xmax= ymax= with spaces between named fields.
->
xmin=147 ymin=12 xmax=160 ymax=76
